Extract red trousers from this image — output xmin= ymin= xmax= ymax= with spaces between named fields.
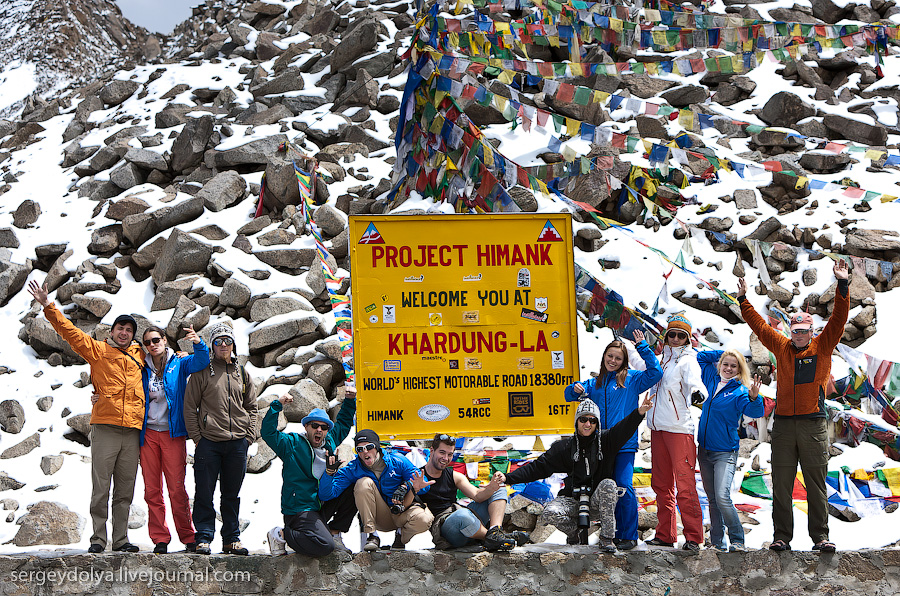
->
xmin=650 ymin=430 xmax=703 ymax=544
xmin=141 ymin=430 xmax=195 ymax=545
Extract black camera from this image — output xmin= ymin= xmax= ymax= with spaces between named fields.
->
xmin=390 ymin=484 xmax=409 ymax=514
xmin=571 ymin=485 xmax=591 ymax=545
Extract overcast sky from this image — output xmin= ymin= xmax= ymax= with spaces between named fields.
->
xmin=115 ymin=0 xmax=193 ymax=35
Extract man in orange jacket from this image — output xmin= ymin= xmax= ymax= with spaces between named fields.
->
xmin=736 ymin=259 xmax=849 ymax=553
xmin=29 ymin=279 xmax=146 ymax=553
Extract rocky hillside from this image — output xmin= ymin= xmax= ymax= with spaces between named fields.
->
xmin=0 ymin=0 xmax=899 ymax=551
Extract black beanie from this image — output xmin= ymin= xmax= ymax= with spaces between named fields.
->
xmin=354 ymin=429 xmax=382 ymax=453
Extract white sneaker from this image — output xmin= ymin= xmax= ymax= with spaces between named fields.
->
xmin=267 ymin=527 xmax=287 ymax=556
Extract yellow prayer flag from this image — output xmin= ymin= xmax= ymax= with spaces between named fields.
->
xmin=494 ymin=95 xmax=508 ymax=113
xmin=678 ymin=109 xmax=694 ymax=129
xmin=611 ymin=18 xmax=623 ymax=32
xmin=865 ymin=149 xmax=886 ymax=160
xmin=549 ymin=36 xmax=561 ymax=48
xmin=448 ymin=32 xmax=459 ymax=49
xmin=433 ymin=91 xmax=448 ymax=107
xmin=495 ymin=22 xmax=511 ymax=34
xmin=647 ymin=62 xmax=658 ymax=75
xmin=536 ymin=178 xmax=550 ymax=197
xmin=565 ymin=117 xmax=579 ymax=136
xmin=595 ymin=90 xmax=609 ymax=104
xmin=643 ymin=140 xmax=653 ymax=152
xmin=795 ymin=176 xmax=808 ymax=190
xmin=569 ymin=63 xmax=583 ymax=77
xmin=498 ymin=69 xmax=515 ymax=84
xmin=881 ymin=195 xmax=898 ymax=203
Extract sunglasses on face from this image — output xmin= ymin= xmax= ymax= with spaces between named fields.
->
xmin=578 ymin=416 xmax=598 ymax=425
xmin=356 ymin=443 xmax=377 ymax=453
xmin=791 ymin=328 xmax=811 ymax=335
xmin=308 ymin=422 xmax=330 ymax=431
xmin=667 ymin=331 xmax=688 ymax=340
xmin=143 ymin=337 xmax=164 ymax=346
xmin=213 ymin=337 xmax=234 ymax=346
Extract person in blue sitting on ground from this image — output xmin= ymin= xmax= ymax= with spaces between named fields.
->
xmin=696 ymin=348 xmax=764 ymax=552
xmin=563 ymin=329 xmax=662 ymax=550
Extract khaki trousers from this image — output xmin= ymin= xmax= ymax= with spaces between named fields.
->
xmin=354 ymin=477 xmax=433 ymax=544
xmin=90 ymin=424 xmax=140 ymax=549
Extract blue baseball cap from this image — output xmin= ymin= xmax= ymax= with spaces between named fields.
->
xmin=301 ymin=408 xmax=334 ymax=431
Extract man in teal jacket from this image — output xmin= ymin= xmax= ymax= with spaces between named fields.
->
xmin=261 ymin=388 xmax=356 ymax=556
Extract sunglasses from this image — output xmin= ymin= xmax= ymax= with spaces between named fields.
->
xmin=356 ymin=443 xmax=377 ymax=453
xmin=578 ymin=416 xmax=598 ymax=425
xmin=143 ymin=337 xmax=164 ymax=346
xmin=437 ymin=434 xmax=453 ymax=442
xmin=213 ymin=337 xmax=234 ymax=346
xmin=667 ymin=331 xmax=688 ymax=340
xmin=308 ymin=422 xmax=330 ymax=431
xmin=791 ymin=328 xmax=811 ymax=335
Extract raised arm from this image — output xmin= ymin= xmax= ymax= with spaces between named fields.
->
xmin=260 ymin=396 xmax=294 ymax=460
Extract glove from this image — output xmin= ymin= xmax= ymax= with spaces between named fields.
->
xmin=392 ymin=483 xmax=409 ymax=504
xmin=326 ymin=455 xmax=341 ymax=475
xmin=691 ymin=390 xmax=704 ymax=406
xmin=573 ymin=382 xmax=588 ymax=400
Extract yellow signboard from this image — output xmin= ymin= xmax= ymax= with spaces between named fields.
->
xmin=349 ymin=214 xmax=580 ymax=440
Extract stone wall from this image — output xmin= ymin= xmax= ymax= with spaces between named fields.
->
xmin=0 ymin=547 xmax=897 ymax=595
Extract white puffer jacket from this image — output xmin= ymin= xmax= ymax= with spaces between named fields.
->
xmin=646 ymin=344 xmax=708 ymax=435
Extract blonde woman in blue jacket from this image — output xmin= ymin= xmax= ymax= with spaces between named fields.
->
xmin=696 ymin=349 xmax=764 ymax=552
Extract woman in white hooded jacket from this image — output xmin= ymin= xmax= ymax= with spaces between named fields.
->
xmin=645 ymin=313 xmax=708 ymax=553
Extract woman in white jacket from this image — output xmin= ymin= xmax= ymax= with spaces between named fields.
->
xmin=645 ymin=313 xmax=708 ymax=553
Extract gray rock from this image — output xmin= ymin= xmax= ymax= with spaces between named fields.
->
xmin=155 ymin=104 xmax=195 ymax=128
xmin=0 ymin=400 xmax=25 ymax=434
xmin=0 ymin=472 xmax=25 ymax=491
xmin=660 ymin=84 xmax=709 ymax=108
xmin=128 ymin=503 xmax=146 ymax=529
xmin=12 ymin=200 xmax=41 ymax=228
xmin=171 ymin=114 xmax=214 ymax=173
xmin=75 ymin=95 xmax=103 ymax=123
xmin=237 ymin=216 xmax=272 ymax=236
xmin=0 ymin=261 xmax=30 ymax=306
xmin=88 ymin=224 xmax=123 ymax=255
xmin=106 ymin=196 xmax=150 ymax=221
xmin=151 ymin=277 xmax=198 ymax=311
xmin=247 ymin=440 xmax=277 ymax=474
xmin=699 ymin=217 xmax=733 ymax=232
xmin=734 ymin=190 xmax=758 ymax=210
xmin=249 ymin=316 xmax=321 ymax=352
xmin=331 ymin=19 xmax=378 ymax=74
xmin=257 ymin=229 xmax=296 ymax=246
xmin=0 ymin=227 xmax=19 ymax=248
xmin=281 ymin=95 xmax=328 ymax=114
xmin=124 ymin=147 xmax=169 ymax=171
xmin=12 ymin=501 xmax=84 ymax=546
xmin=72 ymin=294 xmax=113 ymax=318
xmin=811 ymin=0 xmax=848 ymax=22
xmin=36 ymin=396 xmax=53 ymax=412
xmin=241 ymin=103 xmax=293 ymax=127
xmin=220 ymin=278 xmax=251 ymax=308
xmin=122 ymin=196 xmax=206 ymax=248
xmin=205 ymin=134 xmax=288 ymax=169
xmin=87 ymin=143 xmax=128 ymax=173
xmin=166 ymin=295 xmax=210 ymax=340
xmin=99 ymin=80 xmax=140 ymax=106
xmin=151 ymin=229 xmax=214 ymax=285
xmin=284 ymin=379 xmax=329 ymax=423
xmin=759 ymin=92 xmax=816 ymax=128
xmin=256 ymin=32 xmax=284 ymax=61
xmin=250 ymin=68 xmax=305 ymax=98
xmin=250 ymin=295 xmax=314 ymax=322
xmin=799 ymin=151 xmax=851 ymax=174
xmin=845 ymin=229 xmax=900 ymax=253
xmin=1 ymin=433 xmax=40 ymax=459
xmin=65 ymin=414 xmax=92 ymax=439
xmin=109 ymin=162 xmax=145 ymax=189
xmin=312 ymin=204 xmax=345 ymax=238
xmin=253 ymin=247 xmax=316 ymax=269
xmin=823 ymin=114 xmax=888 ymax=146
xmin=40 ymin=455 xmax=64 ymax=475
xmin=334 ymin=70 xmax=379 ymax=108
xmin=197 ymin=170 xmax=248 ymax=212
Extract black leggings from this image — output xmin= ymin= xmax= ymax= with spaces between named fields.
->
xmin=282 ymin=486 xmax=356 ymax=557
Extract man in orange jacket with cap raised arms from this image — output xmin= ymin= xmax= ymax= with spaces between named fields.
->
xmin=29 ymin=279 xmax=147 ymax=553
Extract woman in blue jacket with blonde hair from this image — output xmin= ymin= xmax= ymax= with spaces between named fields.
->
xmin=696 ymin=349 xmax=764 ymax=552
xmin=564 ymin=330 xmax=662 ymax=550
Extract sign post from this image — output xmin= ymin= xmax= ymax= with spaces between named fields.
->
xmin=349 ymin=214 xmax=580 ymax=440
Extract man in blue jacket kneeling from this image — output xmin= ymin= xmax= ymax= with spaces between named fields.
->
xmin=261 ymin=388 xmax=357 ymax=556
xmin=319 ymin=429 xmax=434 ymax=551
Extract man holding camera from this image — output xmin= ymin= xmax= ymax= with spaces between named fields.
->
xmin=318 ymin=429 xmax=433 ymax=551
xmin=415 ymin=433 xmax=527 ymax=551
xmin=495 ymin=396 xmax=653 ymax=551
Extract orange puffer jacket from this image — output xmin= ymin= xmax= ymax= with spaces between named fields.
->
xmin=739 ymin=280 xmax=849 ymax=417
xmin=44 ymin=304 xmax=146 ymax=429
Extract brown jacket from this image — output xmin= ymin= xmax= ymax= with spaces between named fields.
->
xmin=739 ymin=279 xmax=849 ymax=417
xmin=44 ymin=304 xmax=146 ymax=430
xmin=184 ymin=357 xmax=258 ymax=443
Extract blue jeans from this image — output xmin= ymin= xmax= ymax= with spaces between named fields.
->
xmin=697 ymin=447 xmax=742 ymax=549
xmin=440 ymin=488 xmax=506 ymax=547
xmin=613 ymin=452 xmax=637 ymax=540
xmin=193 ymin=437 xmax=248 ymax=544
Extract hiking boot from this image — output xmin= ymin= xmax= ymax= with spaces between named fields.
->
xmin=646 ymin=537 xmax=675 ymax=548
xmin=682 ymin=540 xmax=701 ymax=554
xmin=223 ymin=541 xmax=249 ymax=555
xmin=363 ymin=533 xmax=380 ymax=552
xmin=194 ymin=542 xmax=211 ymax=555
xmin=483 ymin=526 xmax=515 ymax=552
xmin=729 ymin=543 xmax=746 ymax=552
xmin=614 ymin=539 xmax=637 ymax=551
xmin=185 ymin=542 xmax=198 ymax=553
xmin=331 ymin=533 xmax=351 ymax=554
xmin=508 ymin=530 xmax=531 ymax=546
xmin=113 ymin=543 xmax=139 ymax=553
xmin=267 ymin=527 xmax=287 ymax=556
xmin=153 ymin=542 xmax=168 ymax=554
xmin=88 ymin=544 xmax=103 ymax=554
xmin=390 ymin=531 xmax=404 ymax=550
xmin=598 ymin=537 xmax=616 ymax=553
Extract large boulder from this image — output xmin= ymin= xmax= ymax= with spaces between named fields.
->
xmin=0 ymin=400 xmax=25 ymax=434
xmin=99 ymin=80 xmax=140 ymax=106
xmin=248 ymin=316 xmax=321 ymax=353
xmin=250 ymin=295 xmax=314 ymax=322
xmin=205 ymin=135 xmax=287 ymax=169
xmin=759 ymin=92 xmax=816 ymax=128
xmin=660 ymin=84 xmax=709 ymax=108
xmin=331 ymin=19 xmax=378 ymax=74
xmin=250 ymin=68 xmax=305 ymax=98
xmin=220 ymin=277 xmax=251 ymax=308
xmin=823 ymin=114 xmax=888 ymax=146
xmin=151 ymin=229 xmax=215 ymax=285
xmin=11 ymin=501 xmax=85 ymax=546
xmin=283 ymin=379 xmax=329 ymax=422
xmin=122 ymin=196 xmax=205 ymax=248
xmin=197 ymin=170 xmax=248 ymax=212
xmin=171 ymin=115 xmax=215 ymax=173
xmin=0 ymin=433 xmax=40 ymax=459
xmin=124 ymin=147 xmax=169 ymax=171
